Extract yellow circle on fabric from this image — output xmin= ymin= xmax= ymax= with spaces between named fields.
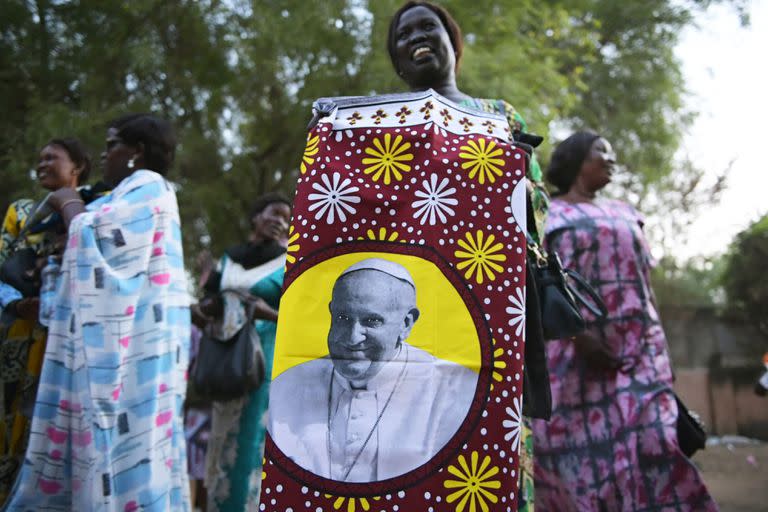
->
xmin=272 ymin=252 xmax=481 ymax=379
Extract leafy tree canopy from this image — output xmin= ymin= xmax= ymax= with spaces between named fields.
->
xmin=721 ymin=214 xmax=768 ymax=337
xmin=0 ymin=0 xmax=749 ymax=259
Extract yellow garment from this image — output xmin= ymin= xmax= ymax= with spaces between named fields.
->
xmin=0 ymin=199 xmax=48 ymax=504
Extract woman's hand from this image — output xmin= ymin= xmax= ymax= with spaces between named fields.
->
xmin=573 ymin=331 xmax=620 ymax=371
xmin=12 ymin=297 xmax=40 ymax=322
xmin=248 ymin=296 xmax=278 ymax=323
xmin=190 ymin=303 xmax=212 ymax=328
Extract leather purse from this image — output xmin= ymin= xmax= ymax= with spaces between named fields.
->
xmin=675 ymin=394 xmax=707 ymax=457
xmin=190 ymin=290 xmax=266 ymax=402
xmin=530 ymin=248 xmax=608 ymax=340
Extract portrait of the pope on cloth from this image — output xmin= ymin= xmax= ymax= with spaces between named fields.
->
xmin=268 ymin=258 xmax=478 ymax=482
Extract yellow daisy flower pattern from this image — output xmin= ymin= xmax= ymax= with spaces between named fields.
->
xmin=301 ymin=134 xmax=319 ymax=174
xmin=358 ymin=227 xmax=401 ymax=242
xmin=491 ymin=339 xmax=507 ymax=390
xmin=261 ymin=457 xmax=266 ymax=480
xmin=286 ymin=225 xmax=300 ymax=264
xmin=362 ymin=133 xmax=414 ymax=185
xmin=459 ymin=138 xmax=505 ymax=184
xmin=324 ymin=495 xmax=381 ymax=512
xmin=444 ymin=451 xmax=502 ymax=512
xmin=454 ymin=230 xmax=507 ymax=284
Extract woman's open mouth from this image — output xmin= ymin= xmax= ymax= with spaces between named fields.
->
xmin=411 ymin=46 xmax=434 ymax=61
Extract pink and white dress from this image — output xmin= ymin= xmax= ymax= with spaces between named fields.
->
xmin=532 ymin=198 xmax=717 ymax=512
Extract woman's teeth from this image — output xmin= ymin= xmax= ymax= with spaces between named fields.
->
xmin=412 ymin=46 xmax=432 ymax=59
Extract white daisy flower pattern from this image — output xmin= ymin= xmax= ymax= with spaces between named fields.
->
xmin=307 ymin=171 xmax=361 ymax=224
xmin=411 ymin=173 xmax=458 ymax=225
xmin=506 ymin=287 xmax=525 ymax=337
xmin=503 ymin=396 xmax=523 ymax=453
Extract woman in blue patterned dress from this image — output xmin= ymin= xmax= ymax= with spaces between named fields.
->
xmin=200 ymin=193 xmax=291 ymax=511
xmin=4 ymin=113 xmax=191 ymax=510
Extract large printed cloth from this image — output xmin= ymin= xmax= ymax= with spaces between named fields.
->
xmin=532 ymin=198 xmax=717 ymax=511
xmin=261 ymin=90 xmax=528 ymax=511
xmin=3 ymin=170 xmax=191 ymax=511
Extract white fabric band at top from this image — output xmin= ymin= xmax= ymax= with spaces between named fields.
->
xmin=314 ymin=89 xmax=512 ymax=141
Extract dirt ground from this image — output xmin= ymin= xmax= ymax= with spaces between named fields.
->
xmin=692 ymin=441 xmax=768 ymax=512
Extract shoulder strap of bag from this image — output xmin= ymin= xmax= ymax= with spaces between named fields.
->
xmin=525 ymin=200 xmax=608 ymax=322
xmin=561 ymin=268 xmax=608 ymax=320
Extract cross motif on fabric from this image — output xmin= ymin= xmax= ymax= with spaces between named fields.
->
xmin=371 ymin=109 xmax=387 ymax=125
xmin=395 ymin=106 xmax=412 ymax=124
xmin=439 ymin=108 xmax=452 ymax=127
xmin=420 ymin=101 xmax=434 ymax=120
xmin=347 ymin=112 xmax=363 ymax=125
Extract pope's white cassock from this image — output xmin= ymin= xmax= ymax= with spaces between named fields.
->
xmin=268 ymin=341 xmax=477 ymax=482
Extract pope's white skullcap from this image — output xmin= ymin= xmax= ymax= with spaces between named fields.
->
xmin=339 ymin=257 xmax=415 ymax=288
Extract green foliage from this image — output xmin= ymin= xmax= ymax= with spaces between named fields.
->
xmin=721 ymin=214 xmax=768 ymax=337
xmin=0 ymin=0 xmax=748 ymax=261
xmin=651 ymin=255 xmax=726 ymax=307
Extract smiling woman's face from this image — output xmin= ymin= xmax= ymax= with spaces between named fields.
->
xmin=394 ymin=6 xmax=456 ymax=89
xmin=36 ymin=144 xmax=79 ymax=191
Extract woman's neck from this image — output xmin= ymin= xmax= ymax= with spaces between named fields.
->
xmin=411 ymin=79 xmax=470 ymax=104
xmin=561 ymin=185 xmax=598 ymax=204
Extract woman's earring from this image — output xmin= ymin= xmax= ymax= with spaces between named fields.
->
xmin=127 ymin=157 xmax=135 ymax=169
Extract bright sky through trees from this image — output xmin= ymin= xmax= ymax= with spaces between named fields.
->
xmin=676 ymin=0 xmax=768 ymax=258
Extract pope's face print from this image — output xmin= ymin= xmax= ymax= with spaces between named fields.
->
xmin=328 ymin=269 xmax=418 ymax=386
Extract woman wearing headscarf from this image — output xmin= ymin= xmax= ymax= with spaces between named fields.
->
xmin=531 ymin=131 xmax=717 ymax=511
xmin=387 ymin=2 xmax=548 ymax=508
xmin=200 ymin=193 xmax=291 ymax=511
xmin=3 ymin=113 xmax=191 ymax=510
xmin=0 ymin=137 xmax=92 ymax=504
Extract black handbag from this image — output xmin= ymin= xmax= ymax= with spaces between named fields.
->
xmin=675 ymin=394 xmax=707 ymax=457
xmin=190 ymin=291 xmax=266 ymax=402
xmin=522 ymin=256 xmax=552 ymax=420
xmin=530 ymin=248 xmax=608 ymax=340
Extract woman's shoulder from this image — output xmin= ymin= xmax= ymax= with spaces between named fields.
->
xmin=468 ymin=98 xmax=527 ymax=131
xmin=4 ymin=198 xmax=35 ymax=217
xmin=598 ymin=198 xmax=644 ymax=221
xmin=545 ymin=197 xmax=604 ymax=230
xmin=121 ymin=169 xmax=168 ymax=189
xmin=111 ymin=170 xmax=175 ymax=203
xmin=2 ymin=198 xmax=35 ymax=231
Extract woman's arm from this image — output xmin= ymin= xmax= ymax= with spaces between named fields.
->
xmin=249 ymin=296 xmax=278 ymax=322
xmin=48 ymin=188 xmax=86 ymax=230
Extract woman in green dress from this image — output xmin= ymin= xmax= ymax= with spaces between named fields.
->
xmin=200 ymin=193 xmax=291 ymax=511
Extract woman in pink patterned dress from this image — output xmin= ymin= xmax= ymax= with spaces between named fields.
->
xmin=532 ymin=131 xmax=718 ymax=511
